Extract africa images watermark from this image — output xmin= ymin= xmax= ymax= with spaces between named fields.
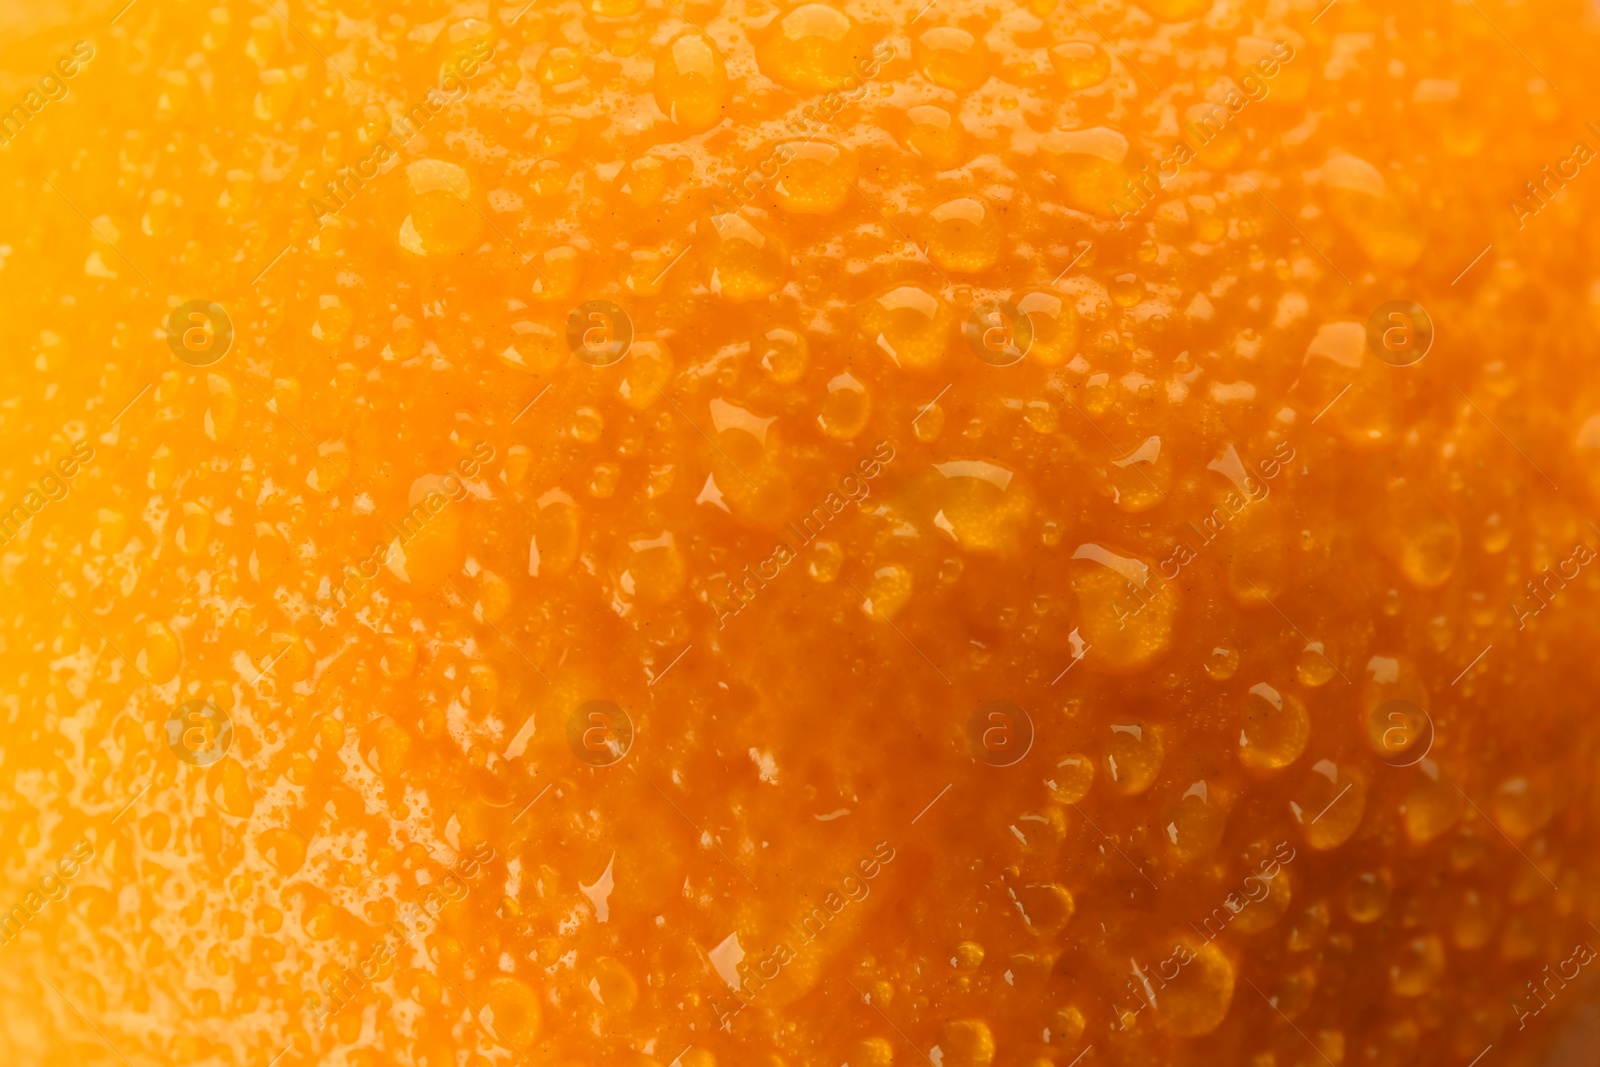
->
xmin=1113 ymin=39 xmax=1297 ymax=223
xmin=0 ymin=440 xmax=96 ymax=548
xmin=709 ymin=440 xmax=897 ymax=627
xmin=1100 ymin=439 xmax=1297 ymax=630
xmin=306 ymin=39 xmax=495 ymax=227
xmin=0 ymin=40 xmax=95 ymax=148
xmin=308 ymin=441 xmax=497 ymax=630
xmin=1508 ymin=536 xmax=1597 ymax=629
xmin=706 ymin=840 xmax=898 ymax=1028
xmin=711 ymin=38 xmax=897 ymax=215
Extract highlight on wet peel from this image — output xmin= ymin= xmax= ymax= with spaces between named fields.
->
xmin=2 ymin=1 xmax=1599 ymax=1066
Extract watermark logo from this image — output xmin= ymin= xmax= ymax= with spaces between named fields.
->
xmin=568 ymin=700 xmax=633 ymax=766
xmin=167 ymin=300 xmax=233 ymax=367
xmin=1365 ymin=300 xmax=1433 ymax=367
xmin=166 ymin=700 xmax=233 ymax=766
xmin=1368 ymin=698 xmax=1434 ymax=767
xmin=963 ymin=300 xmax=1032 ymax=367
xmin=567 ymin=301 xmax=632 ymax=366
xmin=967 ymin=700 xmax=1034 ymax=766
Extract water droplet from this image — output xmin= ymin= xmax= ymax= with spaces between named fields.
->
xmin=1041 ymin=126 xmax=1140 ymax=220
xmin=704 ymin=213 xmax=788 ymax=301
xmin=1490 ymin=775 xmax=1553 ymax=839
xmin=1389 ymin=935 xmax=1444 ymax=996
xmin=1403 ymin=760 xmax=1464 ymax=843
xmin=1155 ymin=939 xmax=1235 ymax=1036
xmin=1051 ymin=40 xmax=1108 ymax=90
xmin=1344 ymin=870 xmax=1392 ymax=923
xmin=613 ymin=531 xmax=687 ymax=606
xmin=1295 ymin=642 xmax=1338 ymax=687
xmin=1103 ymin=722 xmax=1163 ymax=796
xmin=1070 ymin=544 xmax=1177 ymax=670
xmin=923 ymin=197 xmax=1000 ymax=272
xmin=772 ymin=140 xmax=856 ymax=214
xmin=859 ymin=284 xmax=955 ymax=371
xmin=758 ymin=327 xmax=808 ymax=383
xmin=914 ymin=26 xmax=991 ymax=91
xmin=1323 ymin=153 xmax=1426 ymax=267
xmin=864 ymin=563 xmax=913 ymax=621
xmin=1162 ymin=780 xmax=1226 ymax=861
xmin=1238 ymin=682 xmax=1309 ymax=771
xmin=1289 ymin=759 xmax=1366 ymax=850
xmin=922 ymin=459 xmax=1031 ymax=555
xmin=398 ymin=159 xmax=482 ymax=257
xmin=1049 ymin=753 xmax=1094 ymax=803
xmin=1014 ymin=291 xmax=1078 ymax=366
xmin=654 ymin=32 xmax=728 ymax=131
xmin=817 ymin=372 xmax=871 ymax=439
xmin=935 ymin=1019 xmax=995 ymax=1067
xmin=808 ymin=540 xmax=842 ymax=582
xmin=755 ymin=4 xmax=873 ymax=92
xmin=1204 ymin=647 xmax=1239 ymax=680
xmin=903 ymin=104 xmax=966 ymax=168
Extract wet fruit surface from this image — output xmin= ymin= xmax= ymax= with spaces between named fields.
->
xmin=2 ymin=1 xmax=1600 ymax=1067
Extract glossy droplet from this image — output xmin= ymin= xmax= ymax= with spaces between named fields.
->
xmin=1324 ymin=153 xmax=1425 ymax=267
xmin=1296 ymin=642 xmax=1338 ymax=687
xmin=1344 ymin=870 xmax=1392 ymax=923
xmin=140 ymin=621 xmax=181 ymax=683
xmin=1051 ymin=40 xmax=1108 ymax=90
xmin=864 ymin=563 xmax=913 ymax=621
xmin=1452 ymin=888 xmax=1496 ymax=950
xmin=1071 ymin=544 xmax=1178 ymax=670
xmin=705 ymin=213 xmax=788 ymax=301
xmin=1238 ymin=682 xmax=1309 ymax=771
xmin=758 ymin=327 xmax=808 ymax=384
xmin=817 ymin=372 xmax=871 ymax=439
xmin=1290 ymin=759 xmax=1366 ymax=850
xmin=772 ymin=141 xmax=856 ymax=214
xmin=859 ymin=284 xmax=955 ymax=371
xmin=1382 ymin=479 xmax=1461 ymax=589
xmin=1104 ymin=434 xmax=1170 ymax=512
xmin=614 ymin=531 xmax=687 ymax=606
xmin=1015 ymin=883 xmax=1074 ymax=936
xmin=398 ymin=159 xmax=482 ymax=257
xmin=530 ymin=245 xmax=585 ymax=303
xmin=1204 ymin=646 xmax=1239 ymax=680
xmin=654 ymin=32 xmax=728 ymax=132
xmin=935 ymin=1020 xmax=994 ymax=1067
xmin=536 ymin=45 xmax=583 ymax=85
xmin=1103 ymin=722 xmax=1162 ymax=796
xmin=1156 ymin=939 xmax=1235 ymax=1036
xmin=1389 ymin=935 xmax=1445 ymax=996
xmin=1162 ymin=780 xmax=1226 ymax=861
xmin=1049 ymin=753 xmax=1094 ymax=803
xmin=922 ymin=459 xmax=1031 ymax=555
xmin=808 ymin=540 xmax=842 ymax=582
xmin=177 ymin=502 xmax=213 ymax=557
xmin=915 ymin=27 xmax=991 ymax=91
xmin=904 ymin=105 xmax=966 ymax=169
xmin=1360 ymin=654 xmax=1430 ymax=761
xmin=528 ymin=489 xmax=581 ymax=579
xmin=755 ymin=4 xmax=873 ymax=92
xmin=483 ymin=976 xmax=542 ymax=1044
xmin=923 ymin=197 xmax=1000 ymax=273
xmin=1229 ymin=864 xmax=1292 ymax=934
xmin=617 ymin=339 xmax=674 ymax=410
xmin=1042 ymin=127 xmax=1140 ymax=220
xmin=1490 ymin=775 xmax=1553 ymax=839
xmin=1014 ymin=291 xmax=1078 ymax=366
xmin=1403 ymin=760 xmax=1464 ymax=843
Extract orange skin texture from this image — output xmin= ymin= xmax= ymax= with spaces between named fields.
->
xmin=2 ymin=2 xmax=1600 ymax=1067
